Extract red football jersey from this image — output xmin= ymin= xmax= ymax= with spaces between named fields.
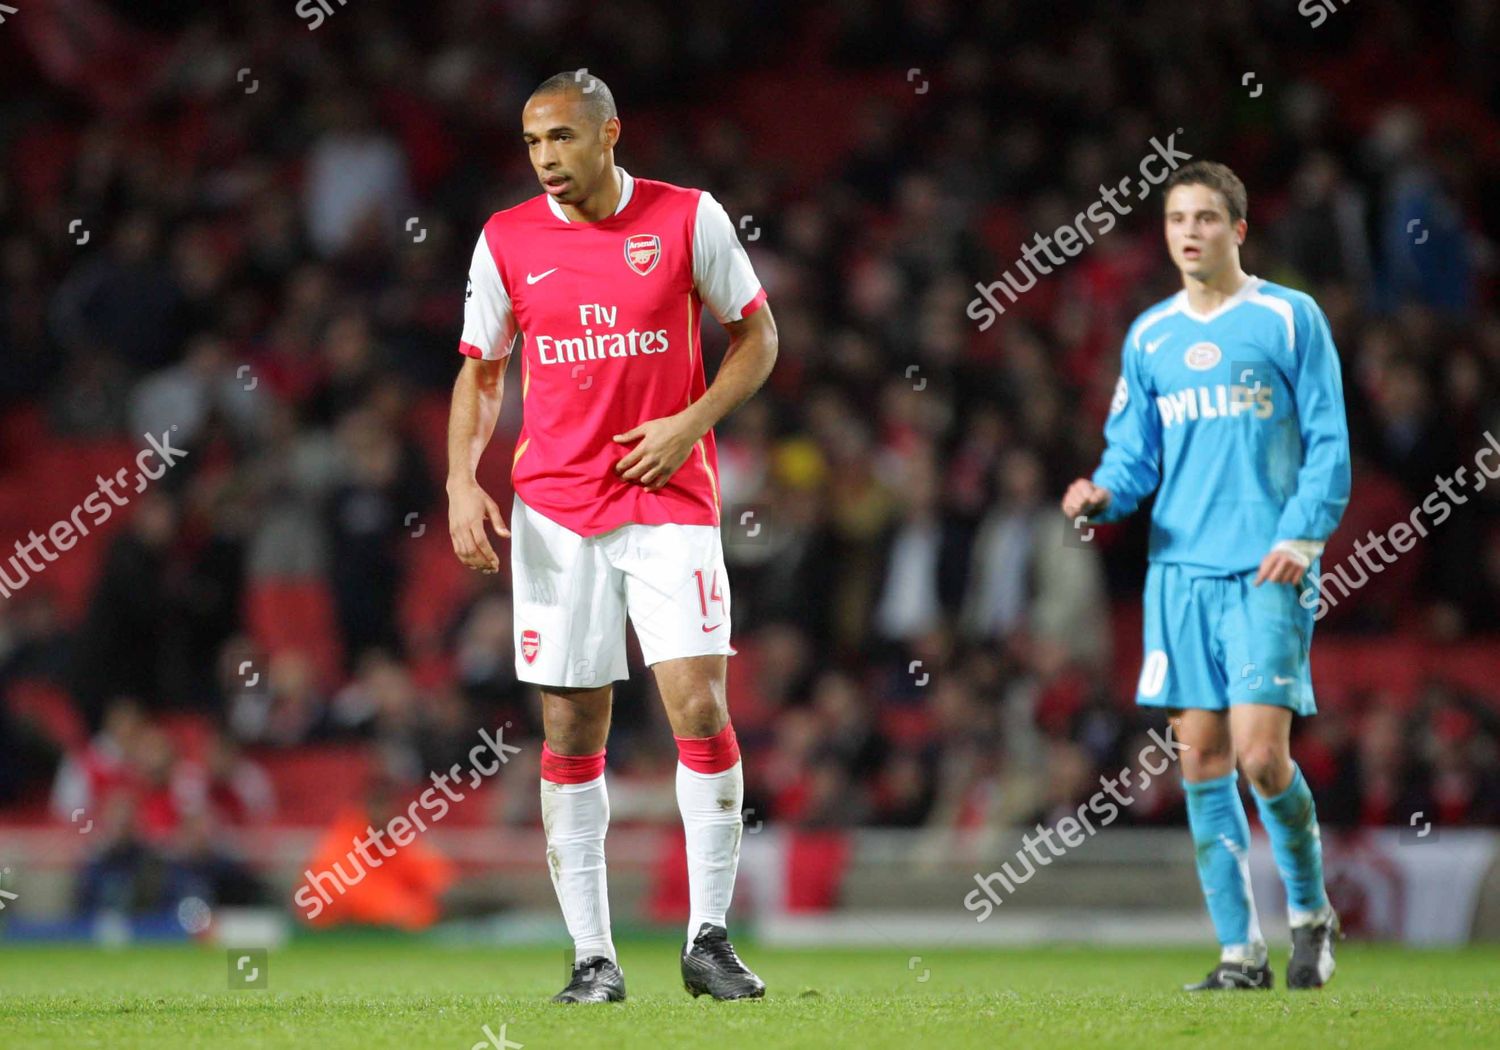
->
xmin=458 ymin=169 xmax=767 ymax=535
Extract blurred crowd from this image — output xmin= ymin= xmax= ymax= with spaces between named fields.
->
xmin=47 ymin=697 xmax=271 ymax=915
xmin=2 ymin=0 xmax=1499 ymax=897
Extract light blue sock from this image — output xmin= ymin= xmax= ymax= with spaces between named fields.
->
xmin=1185 ymin=771 xmax=1265 ymax=961
xmin=1251 ymin=763 xmax=1330 ymax=926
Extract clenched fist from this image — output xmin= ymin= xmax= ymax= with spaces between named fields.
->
xmin=1060 ymin=478 xmax=1112 ymax=521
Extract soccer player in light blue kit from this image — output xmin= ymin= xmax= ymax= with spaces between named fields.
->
xmin=1062 ymin=161 xmax=1349 ymax=990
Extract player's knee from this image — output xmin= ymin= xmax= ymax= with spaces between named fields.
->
xmin=1179 ymin=744 xmax=1234 ymax=782
xmin=542 ymin=688 xmax=611 ymax=753
xmin=668 ymin=691 xmax=729 ymax=738
xmin=1172 ymin=719 xmax=1233 ymax=780
xmin=1237 ymin=742 xmax=1291 ymax=793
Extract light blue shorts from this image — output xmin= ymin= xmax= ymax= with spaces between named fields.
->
xmin=1134 ymin=561 xmax=1316 ymax=716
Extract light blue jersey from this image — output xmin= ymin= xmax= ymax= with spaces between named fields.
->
xmin=1090 ymin=276 xmax=1351 ymax=575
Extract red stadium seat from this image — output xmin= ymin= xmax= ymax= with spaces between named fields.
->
xmin=647 ymin=826 xmax=851 ymax=918
xmin=244 ymin=578 xmax=344 ymax=688
xmin=1109 ymin=600 xmax=1145 ymax=704
xmin=0 ymin=433 xmax=140 ymax=618
xmin=157 ymin=712 xmax=215 ymax=761
xmin=879 ymin=705 xmax=933 ymax=744
xmin=1425 ymin=644 xmax=1500 ymax=699
xmin=404 ymin=393 xmax=515 ymax=503
xmin=254 ymin=747 xmax=373 ymax=823
xmin=404 ymin=393 xmax=455 ymax=489
xmin=0 ymin=405 xmax=49 ymax=473
xmin=4 ymin=679 xmax=87 ymax=751
xmin=397 ymin=530 xmax=473 ymax=648
xmin=783 ymin=831 xmax=851 ymax=911
xmin=727 ymin=70 xmax=926 ymax=187
xmin=1311 ymin=638 xmax=1424 ymax=712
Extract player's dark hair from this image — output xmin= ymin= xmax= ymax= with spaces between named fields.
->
xmin=529 ymin=70 xmax=618 ymax=128
xmin=1163 ymin=161 xmax=1248 ymax=223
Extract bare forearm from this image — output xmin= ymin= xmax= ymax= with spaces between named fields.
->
xmin=682 ymin=326 xmax=777 ymax=439
xmin=447 ymin=358 xmax=505 ymax=487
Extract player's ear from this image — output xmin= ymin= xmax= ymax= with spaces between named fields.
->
xmin=1234 ymin=218 xmax=1248 ymax=245
xmin=601 ymin=116 xmax=620 ymax=151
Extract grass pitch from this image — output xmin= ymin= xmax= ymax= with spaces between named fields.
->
xmin=0 ymin=939 xmax=1496 ymax=1048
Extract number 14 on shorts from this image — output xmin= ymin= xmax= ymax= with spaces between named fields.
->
xmin=694 ymin=569 xmax=727 ymax=632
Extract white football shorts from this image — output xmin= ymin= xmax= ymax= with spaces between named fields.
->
xmin=509 ymin=495 xmax=733 ymax=688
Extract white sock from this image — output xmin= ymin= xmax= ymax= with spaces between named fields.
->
xmin=1220 ymin=941 xmax=1269 ymax=967
xmin=1290 ymin=902 xmax=1335 ymax=929
xmin=676 ymin=759 xmax=744 ymax=942
xmin=540 ymin=774 xmax=615 ymax=963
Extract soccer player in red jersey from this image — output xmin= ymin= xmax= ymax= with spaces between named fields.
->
xmin=446 ymin=70 xmax=778 ymax=1002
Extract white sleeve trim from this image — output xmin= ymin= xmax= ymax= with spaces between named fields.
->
xmin=1272 ymin=539 xmax=1324 ymax=567
xmin=459 ymin=230 xmax=517 ymax=360
xmin=692 ymin=192 xmax=764 ymax=324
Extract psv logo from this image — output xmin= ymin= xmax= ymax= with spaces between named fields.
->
xmin=521 ymin=629 xmax=541 ymax=665
xmin=1184 ymin=341 xmax=1223 ymax=371
xmin=623 ymin=233 xmax=662 ymax=276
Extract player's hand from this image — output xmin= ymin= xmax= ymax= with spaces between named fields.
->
xmin=1254 ymin=549 xmax=1306 ymax=587
xmin=447 ymin=479 xmax=509 ymax=574
xmin=613 ymin=412 xmax=702 ymax=490
xmin=1060 ymin=479 xmax=1112 ymax=521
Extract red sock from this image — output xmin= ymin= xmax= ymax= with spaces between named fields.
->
xmin=541 ymin=743 xmax=606 ymax=784
xmin=674 ymin=722 xmax=740 ymax=774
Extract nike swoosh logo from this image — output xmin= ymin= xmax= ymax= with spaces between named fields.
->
xmin=526 ymin=267 xmax=559 ymax=285
xmin=1273 ymin=675 xmax=1296 ymax=686
xmin=701 ymin=623 xmax=724 ymax=633
xmin=1145 ymin=334 xmax=1169 ymax=353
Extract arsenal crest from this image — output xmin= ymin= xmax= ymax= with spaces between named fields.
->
xmin=623 ymin=233 xmax=661 ymax=276
xmin=521 ymin=629 xmax=541 ymax=664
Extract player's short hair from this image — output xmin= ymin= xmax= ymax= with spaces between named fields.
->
xmin=528 ymin=70 xmax=618 ymax=129
xmin=1163 ymin=161 xmax=1248 ymax=223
